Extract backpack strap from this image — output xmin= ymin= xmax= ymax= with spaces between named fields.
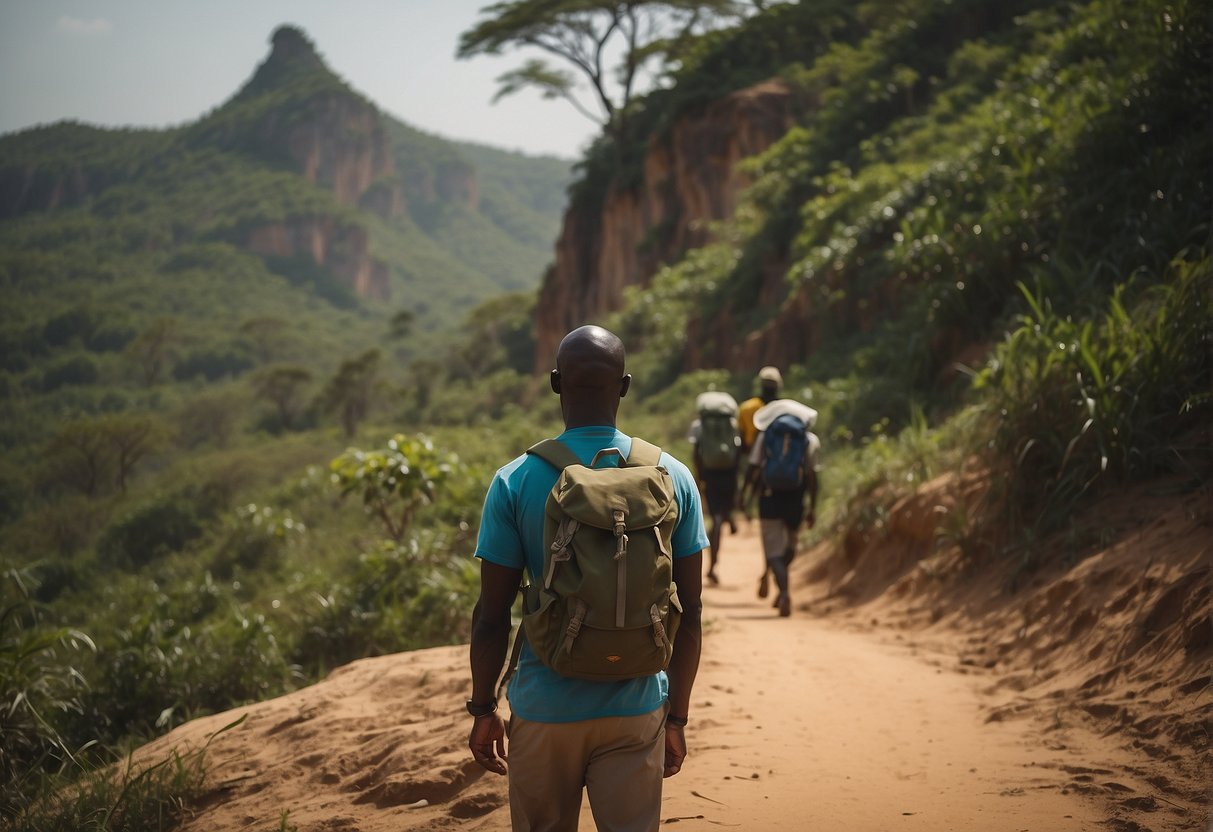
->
xmin=496 ymin=621 xmax=526 ymax=702
xmin=626 ymin=437 xmax=663 ymax=467
xmin=526 ymin=439 xmax=582 ymax=470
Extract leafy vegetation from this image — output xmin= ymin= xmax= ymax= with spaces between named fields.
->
xmin=457 ymin=1 xmax=744 ymax=140
xmin=0 ymin=22 xmax=571 ymax=827
xmin=1 ymin=0 xmax=1209 ymax=825
xmin=975 ymin=257 xmax=1210 ymax=561
xmin=600 ymin=0 xmax=1209 ymax=491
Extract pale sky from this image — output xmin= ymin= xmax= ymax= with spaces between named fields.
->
xmin=0 ymin=1 xmax=606 ymax=159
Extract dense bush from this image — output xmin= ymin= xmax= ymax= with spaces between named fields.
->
xmin=96 ymin=495 xmax=206 ymax=569
xmin=290 ymin=536 xmax=477 ymax=675
xmin=976 ymin=256 xmax=1211 ymax=544
xmin=85 ymin=320 xmax=137 ymax=353
xmin=172 ymin=343 xmax=255 ymax=382
xmin=0 ymin=566 xmax=94 ymax=819
xmin=41 ymin=307 xmax=96 ymax=348
xmin=39 ymin=354 xmax=100 ymax=391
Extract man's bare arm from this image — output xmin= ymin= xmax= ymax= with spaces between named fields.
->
xmin=664 ymin=550 xmax=704 ymax=777
xmin=468 ymin=559 xmax=522 ymax=775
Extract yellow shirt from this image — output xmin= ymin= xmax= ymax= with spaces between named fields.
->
xmin=737 ymin=396 xmax=764 ymax=451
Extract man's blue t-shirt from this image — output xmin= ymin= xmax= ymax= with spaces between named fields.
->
xmin=475 ymin=426 xmax=708 ymax=723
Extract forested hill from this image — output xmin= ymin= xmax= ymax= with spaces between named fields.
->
xmin=532 ymin=0 xmax=1210 ymax=394
xmin=2 ymin=4 xmax=1209 ymax=828
xmin=0 ymin=24 xmax=570 ymax=361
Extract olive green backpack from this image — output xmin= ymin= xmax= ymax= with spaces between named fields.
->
xmin=504 ymin=437 xmax=683 ymax=685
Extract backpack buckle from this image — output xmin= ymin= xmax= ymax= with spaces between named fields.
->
xmin=563 ymin=600 xmax=588 ymax=654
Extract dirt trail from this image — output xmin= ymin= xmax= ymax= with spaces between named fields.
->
xmin=136 ymin=523 xmax=1153 ymax=831
xmin=656 ymin=524 xmax=1108 ymax=831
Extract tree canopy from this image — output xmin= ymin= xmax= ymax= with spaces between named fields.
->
xmin=457 ymin=1 xmax=744 ymax=139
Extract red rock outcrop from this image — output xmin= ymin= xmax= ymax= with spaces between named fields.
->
xmin=0 ymin=164 xmax=118 ymax=219
xmin=533 ymin=80 xmax=793 ymax=368
xmin=245 ymin=219 xmax=389 ymax=300
xmin=202 ymin=26 xmax=401 ymax=298
xmin=222 ymin=26 xmax=404 ymax=219
xmin=403 ymin=159 xmax=479 ymax=214
xmin=284 ymin=96 xmax=398 ymax=211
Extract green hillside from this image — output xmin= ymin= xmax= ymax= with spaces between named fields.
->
xmin=607 ymin=0 xmax=1210 ymax=525
xmin=0 ymin=30 xmax=573 ymax=819
xmin=0 ymin=25 xmax=570 ymax=444
xmin=1 ymin=3 xmax=1209 ymax=826
xmin=0 ymin=23 xmax=571 ymax=504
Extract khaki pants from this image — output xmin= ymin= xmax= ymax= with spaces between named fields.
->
xmin=507 ymin=705 xmax=666 ymax=832
xmin=760 ymin=518 xmax=795 ymax=596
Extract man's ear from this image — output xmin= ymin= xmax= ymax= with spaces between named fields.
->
xmin=550 ymin=369 xmax=561 ymax=394
xmin=619 ymin=374 xmax=632 ymax=398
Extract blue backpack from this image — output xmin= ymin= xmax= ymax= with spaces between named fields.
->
xmin=762 ymin=414 xmax=807 ymax=491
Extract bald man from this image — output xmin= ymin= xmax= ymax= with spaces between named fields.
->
xmin=468 ymin=326 xmax=708 ymax=831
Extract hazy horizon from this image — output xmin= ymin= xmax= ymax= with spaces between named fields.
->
xmin=0 ymin=0 xmax=603 ymax=159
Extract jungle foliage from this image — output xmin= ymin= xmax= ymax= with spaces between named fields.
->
xmin=1 ymin=1 xmax=1209 ymax=826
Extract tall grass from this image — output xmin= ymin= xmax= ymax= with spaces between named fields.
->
xmin=5 ymin=716 xmax=245 ymax=832
xmin=975 ymin=255 xmax=1211 ymax=562
xmin=0 ymin=565 xmax=94 ymax=819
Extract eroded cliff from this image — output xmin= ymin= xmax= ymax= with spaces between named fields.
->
xmin=533 ymin=80 xmax=793 ymax=368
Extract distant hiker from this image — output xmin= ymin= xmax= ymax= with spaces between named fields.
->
xmin=737 ymin=365 xmax=783 ymax=455
xmin=736 ymin=365 xmax=784 ymax=585
xmin=468 ymin=325 xmax=708 ymax=831
xmin=741 ymin=398 xmax=820 ymax=617
xmin=687 ymin=391 xmax=741 ymax=586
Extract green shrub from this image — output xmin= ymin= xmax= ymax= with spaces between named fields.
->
xmin=172 ymin=344 xmax=254 ymax=382
xmin=84 ymin=320 xmax=137 ymax=353
xmin=329 ymin=434 xmax=461 ymax=541
xmin=975 ymin=256 xmax=1211 ymax=546
xmin=40 ymin=355 xmax=100 ymax=391
xmin=209 ymin=503 xmax=305 ymax=578
xmin=290 ymin=536 xmax=477 ymax=674
xmin=0 ymin=565 xmax=95 ymax=819
xmin=82 ymin=580 xmax=294 ymax=742
xmin=9 ymin=716 xmax=244 ymax=832
xmin=96 ymin=497 xmax=204 ymax=569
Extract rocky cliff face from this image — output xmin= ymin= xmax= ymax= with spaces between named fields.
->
xmin=403 ymin=159 xmax=479 ymax=214
xmin=0 ymin=165 xmax=117 ymax=219
xmin=222 ymin=26 xmax=404 ymax=220
xmin=245 ymin=219 xmax=389 ymax=300
xmin=533 ymin=80 xmax=792 ymax=368
xmin=285 ymin=98 xmax=398 ymax=212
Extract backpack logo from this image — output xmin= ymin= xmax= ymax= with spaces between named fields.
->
xmin=517 ymin=437 xmax=683 ymax=682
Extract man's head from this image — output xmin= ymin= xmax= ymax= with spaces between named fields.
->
xmin=550 ymin=326 xmax=631 ymax=428
xmin=758 ymin=365 xmax=782 ymax=402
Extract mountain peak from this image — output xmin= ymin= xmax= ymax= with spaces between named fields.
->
xmin=267 ymin=25 xmax=325 ymax=71
xmin=235 ymin=25 xmax=336 ymax=100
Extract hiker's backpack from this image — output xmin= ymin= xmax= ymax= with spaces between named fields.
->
xmin=696 ymin=392 xmax=740 ymax=472
xmin=519 ymin=438 xmax=682 ymax=681
xmin=761 ymin=414 xmax=808 ymax=491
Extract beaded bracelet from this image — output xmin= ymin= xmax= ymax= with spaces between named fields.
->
xmin=666 ymin=713 xmax=689 ymax=728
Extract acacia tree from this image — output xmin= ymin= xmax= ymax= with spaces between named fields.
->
xmin=103 ymin=414 xmax=164 ymax=494
xmin=44 ymin=414 xmax=164 ymax=495
xmin=317 ymin=349 xmax=382 ymax=438
xmin=46 ymin=421 xmax=110 ymax=497
xmin=252 ymin=365 xmax=313 ymax=431
xmin=457 ymin=1 xmax=742 ymax=141
xmin=125 ymin=317 xmax=178 ymax=387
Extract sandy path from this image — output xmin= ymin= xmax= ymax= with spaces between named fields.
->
xmin=638 ymin=525 xmax=1105 ymax=831
xmin=137 ymin=525 xmax=1127 ymax=831
xmin=606 ymin=528 xmax=1111 ymax=832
